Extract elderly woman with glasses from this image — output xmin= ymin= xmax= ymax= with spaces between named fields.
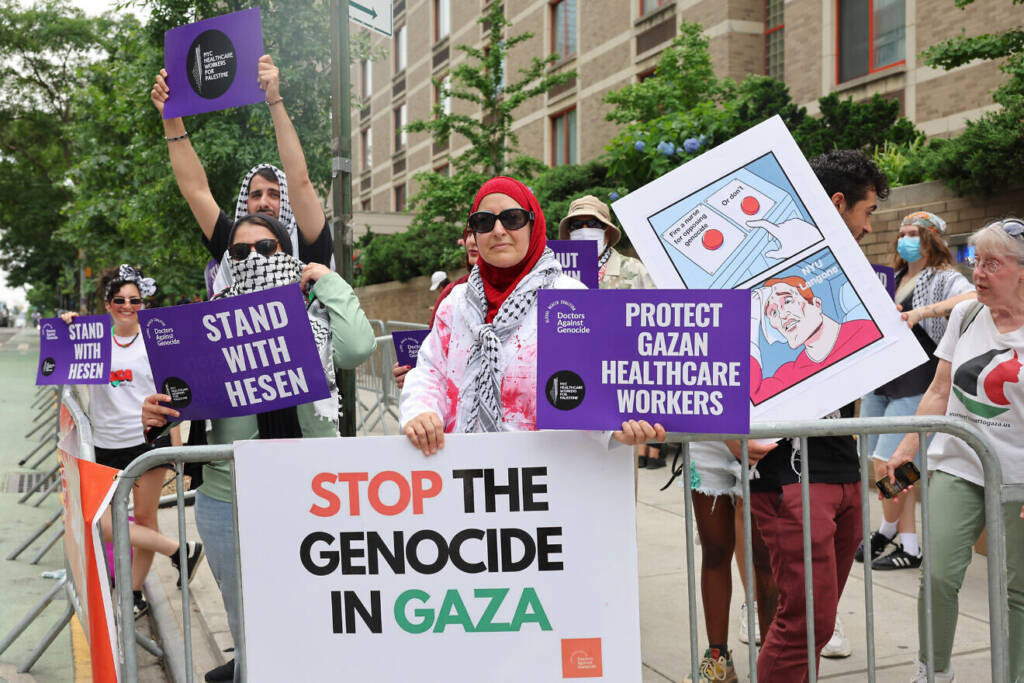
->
xmin=399 ymin=176 xmax=664 ymax=454
xmin=886 ymin=218 xmax=1024 ymax=683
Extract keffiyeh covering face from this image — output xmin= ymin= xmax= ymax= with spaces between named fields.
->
xmin=106 ymin=264 xmax=157 ymax=299
xmin=225 ymin=251 xmax=303 ymax=297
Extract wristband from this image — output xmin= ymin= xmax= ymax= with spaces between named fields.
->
xmin=165 ymin=132 xmax=189 ymax=143
xmin=266 ymin=96 xmax=284 ymax=106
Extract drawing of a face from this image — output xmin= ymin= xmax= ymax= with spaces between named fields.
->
xmin=764 ymin=282 xmax=823 ymax=349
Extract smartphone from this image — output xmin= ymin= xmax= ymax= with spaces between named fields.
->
xmin=876 ymin=461 xmax=921 ymax=499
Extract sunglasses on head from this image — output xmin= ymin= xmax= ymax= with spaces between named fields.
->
xmin=228 ymin=238 xmax=280 ymax=261
xmin=1003 ymin=220 xmax=1024 ymax=238
xmin=111 ymin=297 xmax=143 ymax=306
xmin=569 ymin=217 xmax=605 ymax=231
xmin=467 ymin=208 xmax=534 ymax=234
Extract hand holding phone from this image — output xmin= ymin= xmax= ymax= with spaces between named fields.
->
xmin=876 ymin=461 xmax=921 ymax=499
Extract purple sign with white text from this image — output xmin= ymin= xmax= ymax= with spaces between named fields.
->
xmin=36 ymin=315 xmax=111 ymax=385
xmin=392 ymin=329 xmax=431 ymax=367
xmin=137 ymin=285 xmax=330 ymax=420
xmin=872 ymin=264 xmax=896 ymax=299
xmin=163 ymin=8 xmax=265 ymax=119
xmin=537 ymin=289 xmax=750 ymax=433
xmin=548 ymin=240 xmax=599 ymax=289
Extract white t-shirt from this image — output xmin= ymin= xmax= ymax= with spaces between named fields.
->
xmin=88 ymin=332 xmax=156 ymax=449
xmin=928 ymin=300 xmax=1024 ymax=485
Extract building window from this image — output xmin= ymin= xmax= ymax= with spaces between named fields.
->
xmin=361 ymin=199 xmax=371 ymax=212
xmin=765 ymin=0 xmax=784 ymax=81
xmin=638 ymin=67 xmax=656 ymax=83
xmin=395 ymin=24 xmax=407 ymax=73
xmin=394 ymin=184 xmax=406 ymax=212
xmin=361 ymin=129 xmax=373 ymax=170
xmin=434 ymin=0 xmax=449 ymax=42
xmin=837 ymin=0 xmax=905 ymax=83
xmin=434 ymin=75 xmax=451 ymax=116
xmin=435 ymin=163 xmax=450 ymax=177
xmin=639 ymin=0 xmax=668 ymax=15
xmin=360 ymin=59 xmax=373 ymax=99
xmin=393 ymin=104 xmax=407 ymax=152
xmin=551 ymin=0 xmax=577 ymax=59
xmin=551 ymin=107 xmax=577 ymax=166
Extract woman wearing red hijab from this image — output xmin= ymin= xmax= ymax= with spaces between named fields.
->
xmin=399 ymin=176 xmax=664 ymax=454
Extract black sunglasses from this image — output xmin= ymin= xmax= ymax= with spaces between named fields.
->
xmin=467 ymin=208 xmax=534 ymax=234
xmin=111 ymin=297 xmax=143 ymax=305
xmin=568 ymin=217 xmax=605 ymax=231
xmin=228 ymin=238 xmax=280 ymax=261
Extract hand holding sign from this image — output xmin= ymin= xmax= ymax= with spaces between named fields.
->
xmin=257 ymin=54 xmax=280 ymax=103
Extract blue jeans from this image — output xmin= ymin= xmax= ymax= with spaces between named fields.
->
xmin=859 ymin=392 xmax=926 ymax=463
xmin=195 ymin=490 xmax=241 ymax=675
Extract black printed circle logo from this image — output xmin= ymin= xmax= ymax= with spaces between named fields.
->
xmin=162 ymin=377 xmax=193 ymax=408
xmin=186 ymin=30 xmax=236 ymax=99
xmin=545 ymin=371 xmax=585 ymax=411
xmin=40 ymin=357 xmax=56 ymax=376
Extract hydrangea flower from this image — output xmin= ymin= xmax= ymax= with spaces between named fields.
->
xmin=656 ymin=141 xmax=676 ymax=156
xmin=608 ymin=191 xmax=620 ymax=201
xmin=634 ymin=140 xmax=646 ymax=152
xmin=683 ymin=137 xmax=701 ymax=154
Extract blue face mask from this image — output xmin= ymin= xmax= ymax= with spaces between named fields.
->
xmin=897 ymin=236 xmax=922 ymax=263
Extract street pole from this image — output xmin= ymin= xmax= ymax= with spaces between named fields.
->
xmin=331 ymin=0 xmax=357 ymax=437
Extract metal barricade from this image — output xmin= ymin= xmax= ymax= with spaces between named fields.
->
xmin=354 ymin=320 xmax=429 ymax=435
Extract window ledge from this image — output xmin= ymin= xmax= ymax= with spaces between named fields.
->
xmin=432 ymin=35 xmax=450 ymax=52
xmin=548 ymin=54 xmax=577 ymax=72
xmin=634 ymin=1 xmax=675 ymax=29
xmin=834 ymin=64 xmax=906 ymax=94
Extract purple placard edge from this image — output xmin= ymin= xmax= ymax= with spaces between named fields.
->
xmin=549 ymin=240 xmax=599 ymax=289
xmin=392 ymin=329 xmax=431 ymax=368
xmin=872 ymin=264 xmax=896 ymax=299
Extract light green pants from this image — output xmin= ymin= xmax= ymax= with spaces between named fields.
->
xmin=918 ymin=470 xmax=1024 ymax=678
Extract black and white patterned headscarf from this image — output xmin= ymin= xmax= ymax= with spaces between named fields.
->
xmin=105 ymin=264 xmax=157 ymax=299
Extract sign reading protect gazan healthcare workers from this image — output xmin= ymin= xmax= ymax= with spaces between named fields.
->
xmin=537 ymin=289 xmax=750 ymax=433
xmin=233 ymin=431 xmax=641 ymax=682
xmin=549 ymin=240 xmax=599 ymax=288
xmin=611 ymin=115 xmax=925 ymax=421
xmin=36 ymin=315 xmax=111 ymax=385
xmin=137 ymin=284 xmax=329 ymax=420
xmin=163 ymin=8 xmax=265 ymax=119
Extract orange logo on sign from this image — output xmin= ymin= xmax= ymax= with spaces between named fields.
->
xmin=561 ymin=638 xmax=602 ymax=678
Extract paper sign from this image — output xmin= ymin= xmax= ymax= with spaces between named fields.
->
xmin=872 ymin=264 xmax=896 ymax=299
xmin=661 ymin=205 xmax=746 ymax=276
xmin=137 ymin=284 xmax=330 ymax=420
xmin=37 ymin=315 xmax=111 ymax=385
xmin=392 ymin=329 xmax=430 ymax=367
xmin=536 ymin=289 xmax=750 ymax=433
xmin=548 ymin=240 xmax=599 ymax=288
xmin=233 ymin=431 xmax=641 ymax=682
xmin=163 ymin=8 xmax=265 ymax=119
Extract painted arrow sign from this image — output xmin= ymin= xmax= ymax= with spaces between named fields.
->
xmin=350 ymin=0 xmax=392 ymax=38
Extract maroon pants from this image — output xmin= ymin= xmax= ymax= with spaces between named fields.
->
xmin=750 ymin=482 xmax=862 ymax=683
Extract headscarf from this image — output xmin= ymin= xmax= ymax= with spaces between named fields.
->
xmin=105 ymin=264 xmax=157 ymax=300
xmin=471 ymin=177 xmax=547 ymax=324
xmin=901 ymin=211 xmax=946 ymax=234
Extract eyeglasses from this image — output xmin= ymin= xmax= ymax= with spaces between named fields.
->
xmin=228 ymin=238 xmax=280 ymax=261
xmin=967 ymin=256 xmax=1007 ymax=275
xmin=467 ymin=208 xmax=534 ymax=234
xmin=568 ymin=217 xmax=604 ymax=231
xmin=111 ymin=297 xmax=143 ymax=306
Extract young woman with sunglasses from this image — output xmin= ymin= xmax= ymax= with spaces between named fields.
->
xmin=61 ymin=266 xmax=202 ymax=618
xmin=399 ymin=176 xmax=664 ymax=454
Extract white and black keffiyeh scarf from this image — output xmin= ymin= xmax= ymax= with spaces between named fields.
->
xmin=459 ymin=248 xmax=562 ymax=433
xmin=910 ymin=267 xmax=963 ymax=345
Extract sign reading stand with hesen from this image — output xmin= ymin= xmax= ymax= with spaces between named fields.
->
xmin=392 ymin=329 xmax=431 ymax=367
xmin=37 ymin=315 xmax=111 ymax=385
xmin=163 ymin=8 xmax=265 ymax=119
xmin=537 ymin=289 xmax=750 ymax=434
xmin=137 ymin=284 xmax=330 ymax=420
xmin=548 ymin=240 xmax=599 ymax=289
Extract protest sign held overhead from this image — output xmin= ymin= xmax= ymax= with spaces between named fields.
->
xmin=137 ymin=284 xmax=330 ymax=420
xmin=548 ymin=240 xmax=599 ymax=289
xmin=233 ymin=431 xmax=642 ymax=682
xmin=392 ymin=329 xmax=431 ymax=367
xmin=611 ymin=116 xmax=925 ymax=421
xmin=37 ymin=315 xmax=111 ymax=385
xmin=537 ymin=289 xmax=749 ymax=433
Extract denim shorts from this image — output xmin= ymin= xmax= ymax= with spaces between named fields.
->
xmin=859 ymin=391 xmax=927 ymax=464
xmin=685 ymin=441 xmax=744 ymax=499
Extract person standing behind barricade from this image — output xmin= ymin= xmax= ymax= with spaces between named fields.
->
xmin=150 ymin=55 xmax=334 ymax=293
xmin=857 ymin=212 xmax=975 ymax=572
xmin=141 ymin=215 xmax=376 ymax=683
xmin=399 ymin=176 xmax=664 ymax=453
xmin=886 ymin=218 xmax=1024 ymax=683
xmin=61 ymin=265 xmax=204 ymax=620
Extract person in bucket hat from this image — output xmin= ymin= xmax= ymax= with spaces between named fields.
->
xmin=558 ymin=195 xmax=655 ymax=292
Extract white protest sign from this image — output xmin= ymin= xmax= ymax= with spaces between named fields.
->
xmin=234 ymin=431 xmax=641 ymax=682
xmin=612 ymin=116 xmax=925 ymax=421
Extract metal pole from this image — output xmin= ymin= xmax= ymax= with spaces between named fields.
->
xmin=0 ymin=577 xmax=67 ymax=656
xmin=680 ymin=443 xmax=699 ymax=681
xmin=28 ymin=527 xmax=63 ymax=564
xmin=799 ymin=436 xmax=816 ymax=683
xmin=17 ymin=602 xmax=74 ymax=674
xmin=174 ymin=462 xmax=195 ymax=683
xmin=6 ymin=508 xmax=63 ymax=561
xmin=858 ymin=433 xmax=876 ymax=683
xmin=918 ymin=436 xmax=934 ymax=682
xmin=18 ymin=464 xmax=60 ymax=504
xmin=740 ymin=440 xmax=758 ymax=682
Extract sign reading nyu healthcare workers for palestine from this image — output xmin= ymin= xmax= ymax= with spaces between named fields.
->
xmin=36 ymin=315 xmax=111 ymax=385
xmin=233 ymin=431 xmax=641 ymax=682
xmin=537 ymin=289 xmax=750 ymax=434
xmin=137 ymin=284 xmax=329 ymax=420
xmin=163 ymin=8 xmax=265 ymax=119
xmin=548 ymin=240 xmax=599 ymax=289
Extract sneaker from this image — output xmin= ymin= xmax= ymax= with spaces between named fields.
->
xmin=205 ymin=659 xmax=235 ymax=682
xmin=171 ymin=541 xmax=205 ymax=589
xmin=910 ymin=658 xmax=954 ymax=682
xmin=821 ymin=617 xmax=852 ymax=658
xmin=737 ymin=602 xmax=762 ymax=645
xmin=873 ymin=546 xmax=922 ymax=570
xmin=855 ymin=530 xmax=897 ymax=563
xmin=637 ymin=456 xmax=649 ymax=467
xmin=133 ymin=591 xmax=149 ymax=619
xmin=646 ymin=456 xmax=667 ymax=469
xmin=682 ymin=648 xmax=738 ymax=683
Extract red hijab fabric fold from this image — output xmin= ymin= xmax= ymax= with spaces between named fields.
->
xmin=470 ymin=176 xmax=547 ymax=323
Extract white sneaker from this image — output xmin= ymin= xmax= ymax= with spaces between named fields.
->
xmin=737 ymin=602 xmax=761 ymax=645
xmin=910 ymin=658 xmax=954 ymax=682
xmin=820 ymin=616 xmax=852 ymax=658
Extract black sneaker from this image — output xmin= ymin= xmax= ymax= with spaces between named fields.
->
xmin=855 ymin=531 xmax=896 ymax=563
xmin=872 ymin=546 xmax=922 ymax=570
xmin=133 ymin=591 xmax=149 ymax=619
xmin=645 ymin=456 xmax=667 ymax=469
xmin=171 ymin=541 xmax=205 ymax=589
xmin=205 ymin=659 xmax=235 ymax=682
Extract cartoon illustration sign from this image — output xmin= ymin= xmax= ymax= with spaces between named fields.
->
xmin=612 ymin=116 xmax=925 ymax=421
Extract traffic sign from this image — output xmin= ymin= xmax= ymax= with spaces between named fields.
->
xmin=350 ymin=0 xmax=392 ymax=38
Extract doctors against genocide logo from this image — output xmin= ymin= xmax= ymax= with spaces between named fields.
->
xmin=162 ymin=377 xmax=193 ymax=408
xmin=398 ymin=336 xmax=422 ymax=361
xmin=145 ymin=318 xmax=181 ymax=348
xmin=561 ymin=638 xmax=602 ymax=678
xmin=186 ymin=30 xmax=237 ymax=99
xmin=40 ymin=357 xmax=56 ymax=376
xmin=952 ymin=347 xmax=1022 ymax=419
xmin=41 ymin=323 xmax=58 ymax=341
xmin=543 ymin=298 xmax=591 ymax=335
xmin=545 ymin=370 xmax=585 ymax=411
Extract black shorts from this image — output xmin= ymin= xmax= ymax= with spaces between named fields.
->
xmin=93 ymin=441 xmax=172 ymax=471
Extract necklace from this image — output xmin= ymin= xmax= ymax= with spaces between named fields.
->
xmin=111 ymin=325 xmax=140 ymax=348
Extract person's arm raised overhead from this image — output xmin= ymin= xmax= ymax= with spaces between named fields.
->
xmin=151 ymin=68 xmax=220 ymax=240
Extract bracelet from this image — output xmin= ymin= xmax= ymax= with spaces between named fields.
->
xmin=266 ymin=96 xmax=284 ymax=106
xmin=165 ymin=132 xmax=189 ymax=143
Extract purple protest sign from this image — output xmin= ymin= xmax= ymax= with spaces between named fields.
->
xmin=548 ymin=240 xmax=599 ymax=288
xmin=37 ymin=315 xmax=111 ymax=385
xmin=872 ymin=264 xmax=896 ymax=299
xmin=537 ymin=289 xmax=750 ymax=433
xmin=392 ymin=329 xmax=431 ymax=367
xmin=163 ymin=8 xmax=265 ymax=119
xmin=137 ymin=284 xmax=330 ymax=420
